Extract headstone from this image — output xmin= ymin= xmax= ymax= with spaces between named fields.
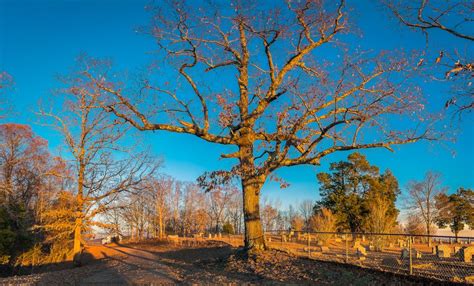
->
xmin=454 ymin=246 xmax=462 ymax=255
xmin=382 ymin=257 xmax=401 ymax=267
xmin=356 ymin=245 xmax=367 ymax=257
xmin=352 ymin=240 xmax=361 ymax=249
xmin=208 ymin=233 xmax=212 ymax=239
xmin=398 ymin=240 xmax=406 ymax=248
xmin=268 ymin=237 xmax=272 ymax=242
xmin=416 ymin=250 xmax=422 ymax=259
xmin=436 ymin=245 xmax=452 ymax=258
xmin=218 ymin=233 xmax=222 ymax=239
xmin=281 ymin=234 xmax=287 ymax=242
xmin=365 ymin=245 xmax=374 ymax=251
xmin=400 ymin=248 xmax=409 ymax=260
xmin=321 ymin=246 xmax=330 ymax=253
xmin=462 ymin=246 xmax=474 ymax=263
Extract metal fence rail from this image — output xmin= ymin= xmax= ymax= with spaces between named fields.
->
xmin=209 ymin=231 xmax=474 ymax=284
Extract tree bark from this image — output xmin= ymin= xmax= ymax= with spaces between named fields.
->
xmin=158 ymin=210 xmax=164 ymax=239
xmin=73 ymin=161 xmax=85 ymax=258
xmin=241 ymin=171 xmax=267 ymax=252
xmin=73 ymin=219 xmax=82 ymax=255
xmin=238 ymin=125 xmax=267 ymax=252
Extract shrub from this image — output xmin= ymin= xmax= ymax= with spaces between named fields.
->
xmin=222 ymin=222 xmax=234 ymax=234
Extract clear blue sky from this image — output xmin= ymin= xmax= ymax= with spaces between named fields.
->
xmin=1 ymin=0 xmax=473 ymax=209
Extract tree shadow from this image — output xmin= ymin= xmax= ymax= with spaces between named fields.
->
xmin=113 ymin=243 xmax=269 ymax=283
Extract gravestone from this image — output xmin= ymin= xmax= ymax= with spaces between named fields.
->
xmin=462 ymin=246 xmax=474 ymax=263
xmin=436 ymin=245 xmax=452 ymax=258
xmin=356 ymin=245 xmax=367 ymax=257
xmin=416 ymin=250 xmax=422 ymax=259
xmin=400 ymin=248 xmax=409 ymax=260
xmin=321 ymin=246 xmax=330 ymax=253
xmin=365 ymin=245 xmax=375 ymax=251
xmin=352 ymin=240 xmax=361 ymax=249
xmin=454 ymin=246 xmax=462 ymax=255
xmin=398 ymin=240 xmax=406 ymax=248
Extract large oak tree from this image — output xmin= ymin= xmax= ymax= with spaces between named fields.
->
xmin=80 ymin=0 xmax=436 ymax=252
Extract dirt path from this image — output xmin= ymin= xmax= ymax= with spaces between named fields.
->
xmin=0 ymin=242 xmax=244 ymax=285
xmin=78 ymin=245 xmax=182 ymax=285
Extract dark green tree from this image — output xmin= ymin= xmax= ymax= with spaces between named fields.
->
xmin=435 ymin=188 xmax=474 ymax=240
xmin=316 ymin=153 xmax=400 ymax=233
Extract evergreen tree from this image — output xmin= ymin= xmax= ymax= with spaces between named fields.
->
xmin=316 ymin=153 xmax=400 ymax=233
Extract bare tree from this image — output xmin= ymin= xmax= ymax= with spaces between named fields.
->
xmin=226 ymin=191 xmax=243 ymax=234
xmin=81 ymin=0 xmax=437 ymax=252
xmin=180 ymin=183 xmax=207 ymax=236
xmin=40 ymin=66 xmax=157 ymax=257
xmin=151 ymin=175 xmax=174 ymax=238
xmin=385 ymin=0 xmax=473 ymax=114
xmin=261 ymin=198 xmax=280 ymax=231
xmin=404 ymin=214 xmax=426 ymax=235
xmin=405 ymin=172 xmax=446 ymax=242
xmin=207 ymin=186 xmax=238 ymax=233
xmin=299 ymin=200 xmax=314 ymax=231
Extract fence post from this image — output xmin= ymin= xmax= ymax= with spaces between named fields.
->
xmin=345 ymin=234 xmax=348 ymax=263
xmin=307 ymin=233 xmax=311 ymax=257
xmin=408 ymin=236 xmax=413 ymax=275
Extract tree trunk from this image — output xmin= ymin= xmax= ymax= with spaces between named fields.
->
xmin=158 ymin=211 xmax=164 ymax=239
xmin=426 ymin=222 xmax=432 ymax=246
xmin=238 ymin=126 xmax=267 ymax=252
xmin=74 ymin=160 xmax=85 ymax=258
xmin=73 ymin=219 xmax=82 ymax=255
xmin=242 ymin=176 xmax=266 ymax=252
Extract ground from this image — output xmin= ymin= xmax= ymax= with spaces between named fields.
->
xmin=0 ymin=240 xmax=454 ymax=285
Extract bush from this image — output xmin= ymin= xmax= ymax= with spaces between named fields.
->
xmin=14 ymin=244 xmax=44 ymax=267
xmin=222 ymin=222 xmax=234 ymax=234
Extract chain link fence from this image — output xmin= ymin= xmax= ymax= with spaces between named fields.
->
xmin=209 ymin=231 xmax=474 ymax=284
